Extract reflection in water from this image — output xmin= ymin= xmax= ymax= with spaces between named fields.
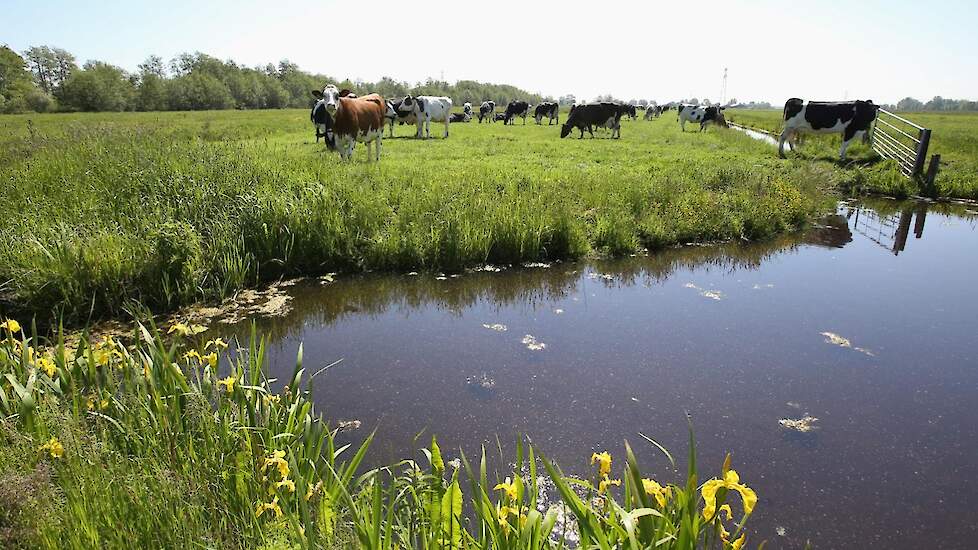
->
xmin=215 ymin=200 xmax=977 ymax=549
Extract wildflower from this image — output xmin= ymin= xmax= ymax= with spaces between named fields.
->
xmin=701 ymin=469 xmax=757 ymax=521
xmin=730 ymin=534 xmax=746 ymax=550
xmin=304 ymin=480 xmax=323 ymax=501
xmin=217 ymin=376 xmax=236 ymax=394
xmin=494 ymin=477 xmax=518 ymax=501
xmin=39 ymin=437 xmax=64 ymax=459
xmin=497 ymin=505 xmax=517 ymax=534
xmin=262 ymin=449 xmax=290 ymax=479
xmin=37 ymin=356 xmax=57 ymax=378
xmin=167 ymin=322 xmax=207 ymax=337
xmin=263 ymin=393 xmax=281 ymax=406
xmin=0 ymin=319 xmax=21 ymax=333
xmin=598 ymin=477 xmax=621 ymax=494
xmin=590 ymin=451 xmax=612 ymax=478
xmin=183 ymin=350 xmax=202 ymax=363
xmin=205 ymin=338 xmax=229 ymax=351
xmin=718 ymin=504 xmax=733 ymax=521
xmin=202 ymin=352 xmax=218 ymax=369
xmin=276 ymin=479 xmax=295 ymax=493
xmin=642 ymin=478 xmax=672 ymax=507
xmin=255 ymin=496 xmax=283 ymax=518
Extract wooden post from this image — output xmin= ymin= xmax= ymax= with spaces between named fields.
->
xmin=924 ymin=154 xmax=941 ymax=195
xmin=912 ymin=128 xmax=931 ymax=176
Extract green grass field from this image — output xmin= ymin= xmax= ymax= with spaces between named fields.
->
xmin=725 ymin=109 xmax=978 ymax=200
xmin=0 ymin=109 xmax=859 ymax=324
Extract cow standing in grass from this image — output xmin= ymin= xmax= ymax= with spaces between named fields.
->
xmin=397 ymin=95 xmax=453 ymax=138
xmin=504 ymin=100 xmax=530 ymax=125
xmin=478 ymin=100 xmax=496 ymax=123
xmin=312 ymin=85 xmax=385 ymax=161
xmin=778 ymin=98 xmax=878 ymax=161
xmin=561 ymin=102 xmax=622 ymax=139
xmin=534 ymin=102 xmax=559 ymax=125
xmin=677 ymin=104 xmax=728 ymax=132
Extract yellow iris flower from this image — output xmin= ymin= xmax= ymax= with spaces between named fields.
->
xmin=168 ymin=322 xmax=207 ymax=337
xmin=701 ymin=469 xmax=757 ymax=521
xmin=730 ymin=534 xmax=746 ymax=550
xmin=202 ymin=352 xmax=218 ymax=369
xmin=40 ymin=437 xmax=64 ymax=459
xmin=183 ymin=350 xmax=202 ymax=363
xmin=206 ymin=338 xmax=229 ymax=351
xmin=1 ymin=319 xmax=21 ymax=333
xmin=642 ymin=478 xmax=672 ymax=507
xmin=494 ymin=477 xmax=518 ymax=501
xmin=37 ymin=356 xmax=57 ymax=378
xmin=217 ymin=376 xmax=236 ymax=394
xmin=598 ymin=477 xmax=621 ymax=494
xmin=590 ymin=451 xmax=612 ymax=478
xmin=276 ymin=479 xmax=295 ymax=493
xmin=255 ymin=496 xmax=283 ymax=518
xmin=262 ymin=449 xmax=290 ymax=479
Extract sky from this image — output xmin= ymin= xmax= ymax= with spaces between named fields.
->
xmin=3 ymin=0 xmax=975 ymax=105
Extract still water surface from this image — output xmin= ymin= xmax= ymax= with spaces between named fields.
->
xmin=223 ymin=199 xmax=978 ymax=548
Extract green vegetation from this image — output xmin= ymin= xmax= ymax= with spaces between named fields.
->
xmin=726 ymin=109 xmax=978 ymax=200
xmin=1 ymin=110 xmax=836 ymax=324
xmin=0 ymin=319 xmax=760 ymax=549
xmin=1 ymin=46 xmax=549 ymax=114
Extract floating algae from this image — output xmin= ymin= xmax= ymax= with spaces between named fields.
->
xmin=820 ymin=332 xmax=875 ymax=356
xmin=779 ymin=415 xmax=819 ymax=433
xmin=521 ymin=334 xmax=547 ymax=351
xmin=684 ymin=282 xmax=724 ymax=301
xmin=482 ymin=323 xmax=508 ymax=332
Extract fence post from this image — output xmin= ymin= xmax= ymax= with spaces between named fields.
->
xmin=912 ymin=128 xmax=931 ymax=176
xmin=923 ymin=154 xmax=941 ymax=195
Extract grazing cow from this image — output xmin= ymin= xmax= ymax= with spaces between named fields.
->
xmin=644 ymin=105 xmax=662 ymax=120
xmin=397 ymin=95 xmax=454 ymax=138
xmin=534 ymin=102 xmax=560 ymax=125
xmin=478 ymin=100 xmax=496 ymax=123
xmin=311 ymin=85 xmax=385 ymax=161
xmin=778 ymin=98 xmax=879 ymax=160
xmin=560 ymin=102 xmax=622 ymax=139
xmin=622 ymin=104 xmax=637 ymax=120
xmin=677 ymin=104 xmax=728 ymax=132
xmin=504 ymin=100 xmax=530 ymax=125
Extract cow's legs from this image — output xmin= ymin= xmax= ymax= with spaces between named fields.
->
xmin=680 ymin=120 xmax=686 ymax=132
xmin=444 ymin=117 xmax=449 ymax=138
xmin=778 ymin=129 xmax=790 ymax=158
xmin=376 ymin=137 xmax=382 ymax=161
xmin=839 ymin=138 xmax=853 ymax=161
xmin=365 ymin=140 xmax=372 ymax=163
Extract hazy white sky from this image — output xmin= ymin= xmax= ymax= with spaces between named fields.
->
xmin=4 ymin=0 xmax=975 ymax=104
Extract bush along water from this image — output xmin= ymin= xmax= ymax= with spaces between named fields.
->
xmin=0 ymin=317 xmax=765 ymax=549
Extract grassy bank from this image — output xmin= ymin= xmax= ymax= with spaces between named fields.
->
xmin=726 ymin=109 xmax=978 ymax=200
xmin=1 ymin=319 xmax=760 ymax=549
xmin=0 ymin=109 xmax=844 ymax=323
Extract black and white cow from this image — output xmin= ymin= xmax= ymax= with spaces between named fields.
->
xmin=478 ymin=100 xmax=496 ymax=123
xmin=494 ymin=112 xmax=507 ymax=122
xmin=504 ymin=100 xmax=530 ymax=125
xmin=311 ymin=100 xmax=333 ymax=143
xmin=561 ymin=102 xmax=622 ymax=139
xmin=534 ymin=102 xmax=559 ymax=125
xmin=778 ymin=98 xmax=879 ymax=160
xmin=450 ymin=113 xmax=470 ymax=122
xmin=677 ymin=104 xmax=727 ymax=132
xmin=462 ymin=102 xmax=473 ymax=119
xmin=622 ymin=104 xmax=637 ymax=120
xmin=397 ymin=95 xmax=454 ymax=138
xmin=383 ymin=98 xmax=417 ymax=137
xmin=644 ymin=105 xmax=662 ymax=120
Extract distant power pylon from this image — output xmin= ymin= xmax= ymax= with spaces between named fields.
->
xmin=720 ymin=68 xmax=728 ymax=106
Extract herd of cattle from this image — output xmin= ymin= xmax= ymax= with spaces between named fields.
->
xmin=310 ymin=84 xmax=879 ymax=162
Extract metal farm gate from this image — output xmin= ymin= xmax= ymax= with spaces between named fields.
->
xmin=870 ymin=109 xmax=938 ymax=182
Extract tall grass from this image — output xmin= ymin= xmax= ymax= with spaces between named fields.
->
xmin=0 ymin=318 xmax=763 ymax=549
xmin=0 ymin=110 xmax=834 ymax=323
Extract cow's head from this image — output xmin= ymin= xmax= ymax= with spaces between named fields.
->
xmin=560 ymin=123 xmax=573 ymax=138
xmin=398 ymin=96 xmax=423 ymax=114
xmin=312 ymin=84 xmax=341 ymax=116
xmin=712 ymin=107 xmax=729 ymax=128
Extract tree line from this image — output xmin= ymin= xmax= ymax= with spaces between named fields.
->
xmin=0 ymin=45 xmax=551 ymax=114
xmin=890 ymin=96 xmax=978 ymax=112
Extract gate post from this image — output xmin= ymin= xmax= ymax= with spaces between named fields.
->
xmin=913 ymin=128 xmax=931 ymax=176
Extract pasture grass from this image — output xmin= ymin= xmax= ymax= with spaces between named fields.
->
xmin=1 ymin=320 xmax=761 ymax=549
xmin=0 ymin=109 xmax=844 ymax=323
xmin=726 ymin=109 xmax=978 ymax=200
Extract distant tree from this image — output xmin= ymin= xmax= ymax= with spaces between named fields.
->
xmin=0 ymin=45 xmax=41 ymax=112
xmin=61 ymin=61 xmax=134 ymax=111
xmin=138 ymin=55 xmax=166 ymax=78
xmin=558 ymin=94 xmax=576 ymax=105
xmin=166 ymin=72 xmax=233 ymax=110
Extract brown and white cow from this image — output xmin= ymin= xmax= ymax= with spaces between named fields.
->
xmin=312 ymin=85 xmax=386 ymax=161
